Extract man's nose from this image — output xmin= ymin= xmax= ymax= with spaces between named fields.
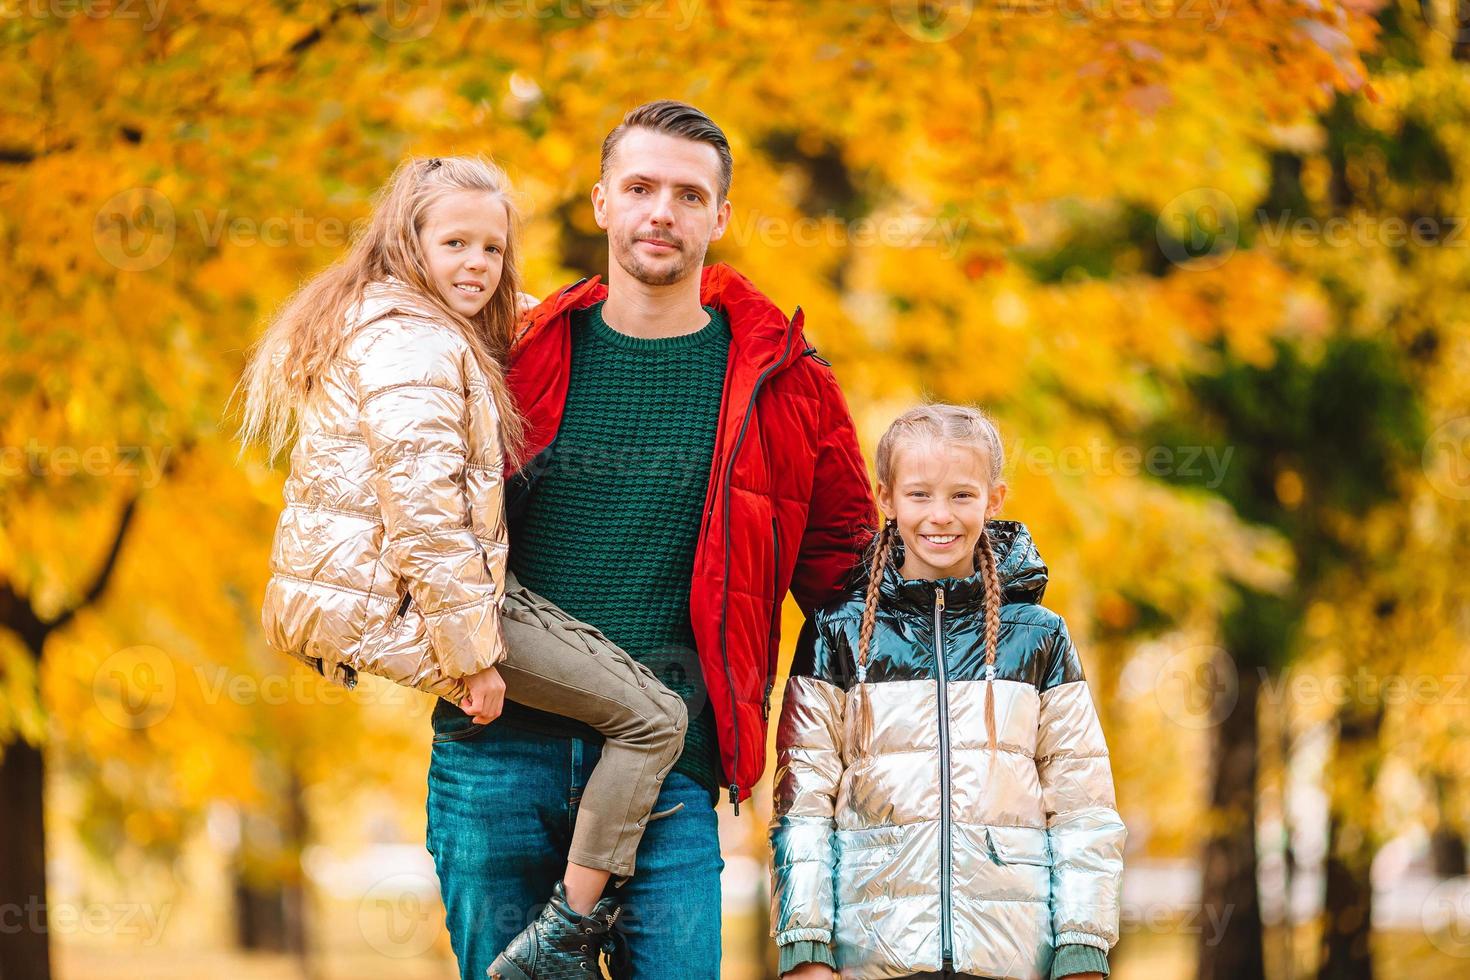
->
xmin=648 ymin=190 xmax=676 ymax=226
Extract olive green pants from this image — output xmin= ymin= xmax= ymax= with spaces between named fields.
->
xmin=484 ymin=571 xmax=688 ymax=877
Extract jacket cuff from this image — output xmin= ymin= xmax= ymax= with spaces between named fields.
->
xmin=1051 ymin=943 xmax=1110 ymax=978
xmin=1054 ymin=931 xmax=1111 ymax=950
xmin=779 ymin=939 xmax=836 ymax=974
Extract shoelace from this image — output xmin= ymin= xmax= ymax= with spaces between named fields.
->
xmin=598 ymin=925 xmax=631 ymax=980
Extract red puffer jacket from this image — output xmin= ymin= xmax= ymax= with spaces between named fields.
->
xmin=507 ymin=263 xmax=876 ymax=807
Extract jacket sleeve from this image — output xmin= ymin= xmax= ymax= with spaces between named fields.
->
xmin=353 ymin=319 xmax=506 ymax=678
xmin=788 ymin=352 xmax=876 ymax=615
xmin=1036 ymin=620 xmax=1125 ymax=957
xmin=769 ymin=618 xmax=845 ymax=963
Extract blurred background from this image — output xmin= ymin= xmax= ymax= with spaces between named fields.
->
xmin=2 ymin=1 xmax=1469 ymax=978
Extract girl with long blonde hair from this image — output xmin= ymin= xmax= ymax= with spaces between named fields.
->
xmin=240 ymin=156 xmax=689 ymax=980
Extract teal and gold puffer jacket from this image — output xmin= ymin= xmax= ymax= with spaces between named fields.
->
xmin=769 ymin=520 xmax=1124 ymax=980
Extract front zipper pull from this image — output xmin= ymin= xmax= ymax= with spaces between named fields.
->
xmin=729 ymin=783 xmax=741 ymax=816
xmin=935 ymin=587 xmax=946 ymax=610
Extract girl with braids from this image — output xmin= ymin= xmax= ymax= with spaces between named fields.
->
xmin=241 ymin=156 xmax=688 ymax=980
xmin=768 ymin=404 xmax=1125 ymax=980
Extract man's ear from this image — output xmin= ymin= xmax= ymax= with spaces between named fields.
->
xmin=709 ymin=197 xmax=732 ymax=243
xmin=591 ymin=182 xmax=609 ymax=231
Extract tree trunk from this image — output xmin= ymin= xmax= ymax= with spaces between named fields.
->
xmin=0 ymin=496 xmax=142 ymax=980
xmin=1197 ymin=664 xmax=1267 ymax=980
xmin=0 ymin=739 xmax=52 ymax=980
xmin=1430 ymin=772 xmax=1467 ymax=878
xmin=1317 ymin=702 xmax=1383 ymax=980
xmin=233 ymin=767 xmax=310 ymax=961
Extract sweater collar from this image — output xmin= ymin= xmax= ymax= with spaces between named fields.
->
xmin=513 ymin=263 xmax=797 ymax=367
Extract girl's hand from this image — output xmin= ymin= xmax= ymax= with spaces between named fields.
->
xmin=459 ymin=665 xmax=505 ymax=723
xmin=782 ymin=964 xmax=836 ymax=980
xmin=515 ymin=291 xmax=540 ymax=314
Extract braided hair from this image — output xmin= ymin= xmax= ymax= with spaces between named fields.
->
xmin=852 ymin=404 xmax=1006 ymax=761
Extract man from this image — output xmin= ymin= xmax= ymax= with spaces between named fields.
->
xmin=426 ymin=100 xmax=875 ymax=979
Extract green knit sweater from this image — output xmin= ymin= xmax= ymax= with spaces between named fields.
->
xmin=503 ymin=300 xmax=730 ymax=796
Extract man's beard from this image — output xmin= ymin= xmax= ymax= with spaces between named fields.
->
xmin=613 ymin=229 xmax=705 ymax=286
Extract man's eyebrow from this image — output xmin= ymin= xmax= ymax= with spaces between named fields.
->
xmin=622 ymin=172 xmax=713 ymax=194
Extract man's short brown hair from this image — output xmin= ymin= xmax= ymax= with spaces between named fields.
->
xmin=600 ymin=100 xmax=733 ymax=201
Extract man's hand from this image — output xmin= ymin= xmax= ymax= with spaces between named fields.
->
xmin=782 ymin=964 xmax=836 ymax=980
xmin=458 ymin=665 xmax=505 ymax=724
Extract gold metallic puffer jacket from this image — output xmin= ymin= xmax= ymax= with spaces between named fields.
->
xmin=261 ymin=281 xmax=507 ymax=703
xmin=770 ymin=521 xmax=1125 ymax=980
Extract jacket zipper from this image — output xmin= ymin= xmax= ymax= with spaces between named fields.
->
xmin=763 ymin=516 xmax=781 ymax=722
xmin=720 ymin=308 xmax=802 ymax=815
xmin=934 ymin=585 xmax=954 ymax=968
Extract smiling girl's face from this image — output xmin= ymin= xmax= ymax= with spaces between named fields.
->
xmin=878 ymin=437 xmax=1007 ymax=581
xmin=417 ymin=189 xmax=509 ymax=318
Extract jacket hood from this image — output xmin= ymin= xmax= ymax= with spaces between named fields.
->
xmin=347 ymin=278 xmax=444 ymax=330
xmin=870 ymin=519 xmax=1049 ymax=613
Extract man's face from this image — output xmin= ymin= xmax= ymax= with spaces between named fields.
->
xmin=593 ymin=128 xmax=731 ymax=287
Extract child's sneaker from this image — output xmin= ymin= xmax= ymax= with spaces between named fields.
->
xmin=488 ymin=880 xmax=622 ymax=980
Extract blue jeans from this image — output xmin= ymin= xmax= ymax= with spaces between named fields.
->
xmin=426 ymin=703 xmax=724 ymax=979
